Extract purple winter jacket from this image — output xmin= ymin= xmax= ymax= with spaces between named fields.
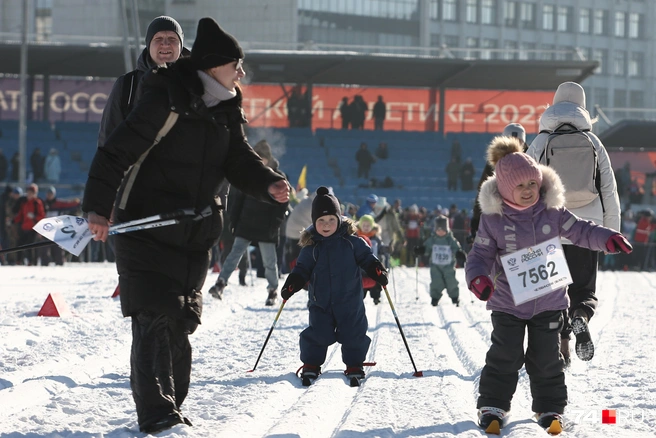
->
xmin=465 ymin=166 xmax=616 ymax=319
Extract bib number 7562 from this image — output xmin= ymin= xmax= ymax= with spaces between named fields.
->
xmin=517 ymin=261 xmax=558 ymax=287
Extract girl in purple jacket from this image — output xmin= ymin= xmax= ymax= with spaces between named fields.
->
xmin=466 ymin=137 xmax=632 ymax=434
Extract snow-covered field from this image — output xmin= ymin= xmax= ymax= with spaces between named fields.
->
xmin=1 ymin=263 xmax=654 ymax=437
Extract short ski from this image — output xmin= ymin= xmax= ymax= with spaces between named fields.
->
xmin=535 ymin=413 xmax=564 ymax=435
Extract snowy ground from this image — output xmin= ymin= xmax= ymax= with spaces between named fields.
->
xmin=0 ymin=263 xmax=655 ymax=437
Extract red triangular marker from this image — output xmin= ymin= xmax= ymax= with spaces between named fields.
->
xmin=37 ymin=293 xmax=72 ymax=317
xmin=111 ymin=284 xmax=120 ymax=298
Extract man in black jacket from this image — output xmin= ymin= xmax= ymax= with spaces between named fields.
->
xmin=209 ymin=140 xmax=289 ymax=306
xmin=84 ymin=18 xmax=289 ymax=434
xmin=98 ymin=16 xmax=188 ymax=150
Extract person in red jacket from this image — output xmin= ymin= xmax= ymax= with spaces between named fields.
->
xmin=13 ymin=183 xmax=45 ymax=265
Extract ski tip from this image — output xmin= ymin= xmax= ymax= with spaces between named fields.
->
xmin=413 ymin=371 xmax=424 ymax=377
xmin=485 ymin=419 xmax=501 ymax=435
xmin=546 ymin=419 xmax=563 ymax=435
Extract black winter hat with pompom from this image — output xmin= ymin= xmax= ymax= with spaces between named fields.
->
xmin=311 ymin=186 xmax=341 ymax=228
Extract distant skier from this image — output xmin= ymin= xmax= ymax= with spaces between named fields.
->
xmin=280 ymin=187 xmax=388 ymax=386
xmin=416 ymin=214 xmax=466 ymax=307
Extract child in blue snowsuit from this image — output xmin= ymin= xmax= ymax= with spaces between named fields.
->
xmin=281 ymin=187 xmax=388 ymax=382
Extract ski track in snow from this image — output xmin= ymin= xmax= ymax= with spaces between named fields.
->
xmin=0 ymin=265 xmax=655 ymax=437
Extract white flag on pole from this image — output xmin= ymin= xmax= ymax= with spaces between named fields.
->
xmin=33 ymin=215 xmax=94 ymax=257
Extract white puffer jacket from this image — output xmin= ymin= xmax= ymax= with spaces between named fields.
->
xmin=526 ymin=84 xmax=621 ymax=243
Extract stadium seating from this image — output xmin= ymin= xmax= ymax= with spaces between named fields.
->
xmin=0 ymin=120 xmax=492 ymax=211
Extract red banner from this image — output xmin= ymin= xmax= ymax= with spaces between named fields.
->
xmin=0 ymin=77 xmax=554 ymax=133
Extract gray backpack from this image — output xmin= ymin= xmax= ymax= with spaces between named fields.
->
xmin=538 ymin=123 xmax=604 ymax=210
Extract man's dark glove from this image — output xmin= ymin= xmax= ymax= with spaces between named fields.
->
xmin=455 ymin=250 xmax=467 ymax=267
xmin=365 ymin=261 xmax=388 ymax=286
xmin=413 ymin=245 xmax=425 ymax=256
xmin=281 ymin=273 xmax=306 ymax=300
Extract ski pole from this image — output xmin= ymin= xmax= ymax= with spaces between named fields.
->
xmin=248 ymin=299 xmax=287 ymax=372
xmin=109 ymin=208 xmax=197 ymax=231
xmin=414 ymin=256 xmax=419 ymax=301
xmin=381 ymin=282 xmax=423 ymax=377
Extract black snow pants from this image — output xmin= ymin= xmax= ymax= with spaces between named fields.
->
xmin=561 ymin=245 xmax=598 ymax=338
xmin=130 ymin=311 xmax=193 ymax=430
xmin=477 ymin=310 xmax=567 ymax=414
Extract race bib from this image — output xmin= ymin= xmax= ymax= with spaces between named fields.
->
xmin=431 ymin=244 xmax=453 ymax=266
xmin=500 ymin=236 xmax=572 ymax=305
xmin=33 ymin=215 xmax=94 ymax=257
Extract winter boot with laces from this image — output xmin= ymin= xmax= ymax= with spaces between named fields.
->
xmin=477 ymin=406 xmax=509 ymax=434
xmin=571 ymin=315 xmax=594 ymax=361
xmin=298 ymin=364 xmax=321 ymax=386
xmin=265 ymin=287 xmax=278 ymax=306
xmin=535 ymin=412 xmax=564 ymax=434
xmin=208 ymin=278 xmax=226 ymax=300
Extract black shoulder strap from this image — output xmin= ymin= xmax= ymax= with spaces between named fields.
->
xmin=595 ymin=163 xmax=605 ymax=213
xmin=120 ymin=70 xmax=138 ymax=119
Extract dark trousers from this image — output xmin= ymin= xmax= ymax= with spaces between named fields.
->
xmin=478 ymin=310 xmax=567 ymax=414
xmin=300 ymin=305 xmax=371 ymax=367
xmin=561 ymin=245 xmax=598 ymax=338
xmin=130 ymin=312 xmax=192 ymax=430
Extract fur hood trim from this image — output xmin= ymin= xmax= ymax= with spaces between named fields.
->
xmin=299 ymin=217 xmax=358 ymax=247
xmin=479 ymin=165 xmax=565 ymax=215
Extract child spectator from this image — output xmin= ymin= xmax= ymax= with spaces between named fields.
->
xmin=466 ymin=136 xmax=632 ymax=433
xmin=416 ymin=215 xmax=466 ymax=306
xmin=356 ymin=214 xmax=383 ymax=305
xmin=280 ymin=187 xmax=388 ymax=385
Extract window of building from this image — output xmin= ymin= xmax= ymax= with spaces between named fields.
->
xmin=35 ymin=0 xmax=53 ymax=41
xmin=504 ymin=40 xmax=518 ymax=60
xmin=504 ymin=1 xmax=517 ymax=26
xmin=541 ymin=44 xmax=555 ymax=60
xmin=615 ymin=11 xmax=626 ymax=37
xmin=614 ymin=89 xmax=627 ymax=108
xmin=613 ymin=51 xmax=626 ymax=76
xmin=557 ymin=6 xmax=569 ymax=31
xmin=465 ymin=36 xmax=479 ymax=58
xmin=443 ymin=0 xmax=457 ymax=21
xmin=430 ymin=0 xmax=439 ymax=20
xmin=519 ymin=3 xmax=535 ymax=29
xmin=542 ymin=5 xmax=554 ymax=30
xmin=594 ymin=88 xmax=608 ymax=108
xmin=444 ymin=34 xmax=459 ymax=48
xmin=592 ymin=48 xmax=606 ymax=74
xmin=519 ymin=42 xmax=535 ymax=60
xmin=430 ymin=33 xmax=441 ymax=47
xmin=628 ymin=52 xmax=643 ymax=77
xmin=481 ymin=38 xmax=497 ymax=59
xmin=579 ymin=8 xmax=590 ymax=33
xmin=466 ymin=0 xmax=478 ymax=23
xmin=481 ymin=0 xmax=495 ymax=25
xmin=628 ymin=13 xmax=641 ymax=38
xmin=593 ymin=9 xmax=607 ymax=35
xmin=630 ymin=90 xmax=644 ymax=108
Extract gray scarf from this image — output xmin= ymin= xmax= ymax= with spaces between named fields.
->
xmin=197 ymin=70 xmax=237 ymax=107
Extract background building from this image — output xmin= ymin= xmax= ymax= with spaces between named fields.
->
xmin=1 ymin=0 xmax=654 ymax=134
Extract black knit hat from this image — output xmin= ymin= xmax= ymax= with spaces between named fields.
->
xmin=145 ymin=16 xmax=184 ymax=48
xmin=434 ymin=215 xmax=449 ymax=232
xmin=191 ymin=17 xmax=244 ymax=70
xmin=312 ymin=187 xmax=341 ymax=228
